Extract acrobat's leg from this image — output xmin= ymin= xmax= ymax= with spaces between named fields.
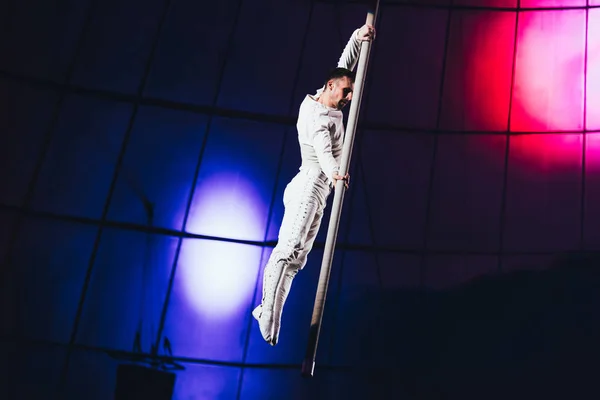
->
xmin=252 ymin=177 xmax=323 ymax=345
xmin=266 ymin=206 xmax=324 ymax=344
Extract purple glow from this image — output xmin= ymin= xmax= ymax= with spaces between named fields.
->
xmin=177 ymin=239 xmax=262 ymax=319
xmin=185 ymin=172 xmax=266 ymax=241
xmin=173 ymin=364 xmax=240 ymax=399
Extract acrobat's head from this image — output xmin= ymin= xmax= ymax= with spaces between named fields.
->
xmin=322 ymin=67 xmax=355 ymax=110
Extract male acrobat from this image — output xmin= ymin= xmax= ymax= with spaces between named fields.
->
xmin=252 ymin=23 xmax=376 ymax=345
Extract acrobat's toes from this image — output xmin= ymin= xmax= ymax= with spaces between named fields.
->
xmin=251 ymin=305 xmax=262 ymax=322
xmin=252 ymin=305 xmax=277 ymax=346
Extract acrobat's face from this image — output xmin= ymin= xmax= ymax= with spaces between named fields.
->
xmin=327 ymin=77 xmax=354 ymax=110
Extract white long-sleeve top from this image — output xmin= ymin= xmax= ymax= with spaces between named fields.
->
xmin=296 ymin=29 xmax=362 ymax=185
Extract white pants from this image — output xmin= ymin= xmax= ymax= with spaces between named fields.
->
xmin=253 ymin=168 xmax=331 ymax=345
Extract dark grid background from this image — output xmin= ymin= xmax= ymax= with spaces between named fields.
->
xmin=1 ymin=0 xmax=600 ymax=399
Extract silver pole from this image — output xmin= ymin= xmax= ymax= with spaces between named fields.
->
xmin=301 ymin=2 xmax=381 ymax=378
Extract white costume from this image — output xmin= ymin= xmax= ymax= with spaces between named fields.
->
xmin=252 ymin=29 xmax=363 ymax=345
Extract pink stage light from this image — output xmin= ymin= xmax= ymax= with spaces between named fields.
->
xmin=453 ymin=8 xmax=600 ymax=168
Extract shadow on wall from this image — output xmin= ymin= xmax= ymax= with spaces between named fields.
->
xmin=340 ymin=252 xmax=600 ymax=400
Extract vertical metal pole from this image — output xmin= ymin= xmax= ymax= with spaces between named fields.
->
xmin=301 ymin=2 xmax=380 ymax=378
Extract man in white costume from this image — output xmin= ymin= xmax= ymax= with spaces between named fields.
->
xmin=252 ymin=23 xmax=376 ymax=346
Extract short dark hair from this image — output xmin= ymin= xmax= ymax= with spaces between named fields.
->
xmin=323 ymin=67 xmax=355 ymax=89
